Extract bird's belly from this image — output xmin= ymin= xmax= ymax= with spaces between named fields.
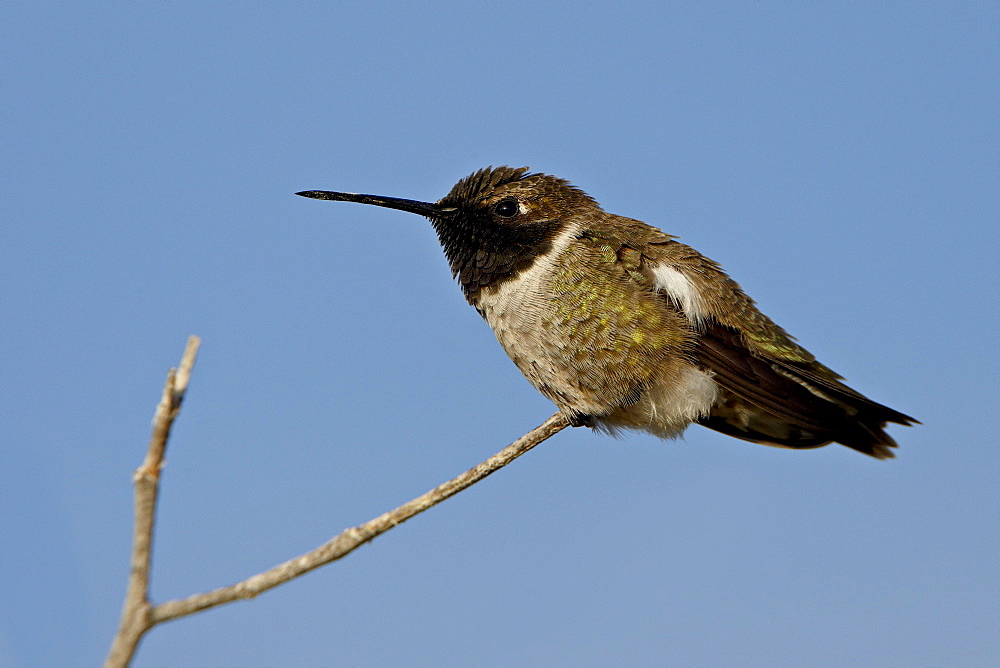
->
xmin=480 ymin=290 xmax=602 ymax=413
xmin=477 ymin=275 xmax=716 ymax=433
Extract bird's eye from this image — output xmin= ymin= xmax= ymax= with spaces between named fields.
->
xmin=493 ymin=199 xmax=519 ymax=218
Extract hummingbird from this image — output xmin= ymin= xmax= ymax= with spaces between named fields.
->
xmin=297 ymin=166 xmax=916 ymax=459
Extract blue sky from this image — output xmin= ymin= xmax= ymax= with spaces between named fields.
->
xmin=3 ymin=2 xmax=997 ymax=666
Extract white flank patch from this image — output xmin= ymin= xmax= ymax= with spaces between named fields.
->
xmin=649 ymin=366 xmax=718 ymax=424
xmin=593 ymin=366 xmax=718 ymax=439
xmin=652 ymin=264 xmax=708 ymax=324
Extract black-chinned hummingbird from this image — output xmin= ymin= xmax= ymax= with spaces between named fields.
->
xmin=298 ymin=166 xmax=916 ymax=458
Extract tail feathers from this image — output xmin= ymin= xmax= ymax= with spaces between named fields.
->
xmin=699 ymin=384 xmax=917 ymax=459
xmin=833 ymin=401 xmax=917 ymax=459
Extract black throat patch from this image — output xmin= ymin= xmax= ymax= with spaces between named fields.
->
xmin=431 ymin=216 xmax=564 ymax=303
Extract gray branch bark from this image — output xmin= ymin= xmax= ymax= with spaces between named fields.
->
xmin=105 ymin=336 xmax=568 ymax=667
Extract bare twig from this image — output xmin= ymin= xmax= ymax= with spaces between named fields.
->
xmin=107 ymin=336 xmax=569 ymax=666
xmin=106 ymin=336 xmax=201 ymax=668
xmin=152 ymin=411 xmax=567 ymax=622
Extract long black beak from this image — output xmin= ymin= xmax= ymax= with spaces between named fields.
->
xmin=296 ymin=190 xmax=448 ymax=218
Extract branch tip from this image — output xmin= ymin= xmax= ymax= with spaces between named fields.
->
xmin=173 ymin=336 xmax=201 ymax=397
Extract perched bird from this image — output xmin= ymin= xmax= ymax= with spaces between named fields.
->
xmin=298 ymin=166 xmax=915 ymax=458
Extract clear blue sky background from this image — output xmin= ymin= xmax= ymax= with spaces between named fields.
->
xmin=3 ymin=3 xmax=997 ymax=666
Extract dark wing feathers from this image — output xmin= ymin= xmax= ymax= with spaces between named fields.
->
xmin=694 ymin=319 xmax=917 ymax=459
xmin=695 ymin=321 xmax=846 ymax=433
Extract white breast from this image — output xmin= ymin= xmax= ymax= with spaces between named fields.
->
xmin=475 ymin=222 xmax=583 ymax=327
